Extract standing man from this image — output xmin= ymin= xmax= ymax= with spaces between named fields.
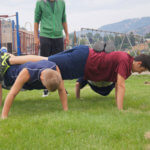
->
xmin=34 ymin=0 xmax=69 ymax=96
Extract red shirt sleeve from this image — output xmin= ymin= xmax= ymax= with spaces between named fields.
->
xmin=117 ymin=60 xmax=129 ymax=79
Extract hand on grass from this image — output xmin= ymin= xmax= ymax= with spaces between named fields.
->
xmin=1 ymin=114 xmax=8 ymax=120
xmin=63 ymin=107 xmax=68 ymax=111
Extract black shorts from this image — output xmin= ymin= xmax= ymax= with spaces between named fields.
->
xmin=40 ymin=37 xmax=64 ymax=57
xmin=77 ymin=77 xmax=115 ymax=96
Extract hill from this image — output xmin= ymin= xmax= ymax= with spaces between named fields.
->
xmin=99 ymin=17 xmax=150 ymax=35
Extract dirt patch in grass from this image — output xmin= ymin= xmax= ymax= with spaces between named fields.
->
xmin=145 ymin=132 xmax=150 ymax=140
xmin=144 ymin=81 xmax=150 ymax=85
xmin=145 ymin=144 xmax=150 ymax=150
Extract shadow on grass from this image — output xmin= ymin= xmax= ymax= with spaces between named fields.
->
xmin=7 ymin=94 xmax=115 ymax=117
xmin=11 ymin=98 xmax=62 ymax=115
xmin=69 ymin=95 xmax=116 ymax=111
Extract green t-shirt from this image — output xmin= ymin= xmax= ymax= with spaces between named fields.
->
xmin=49 ymin=1 xmax=55 ymax=12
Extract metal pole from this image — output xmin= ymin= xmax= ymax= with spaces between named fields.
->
xmin=0 ymin=20 xmax=2 ymax=49
xmin=73 ymin=31 xmax=77 ymax=47
xmin=16 ymin=12 xmax=21 ymax=55
xmin=12 ymin=20 xmax=15 ymax=52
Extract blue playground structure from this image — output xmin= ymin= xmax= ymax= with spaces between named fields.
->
xmin=0 ymin=12 xmax=38 ymax=55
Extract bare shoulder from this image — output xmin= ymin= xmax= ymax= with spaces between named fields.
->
xmin=19 ymin=68 xmax=30 ymax=81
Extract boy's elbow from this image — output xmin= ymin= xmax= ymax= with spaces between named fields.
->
xmin=8 ymin=92 xmax=17 ymax=98
xmin=117 ymin=83 xmax=125 ymax=90
xmin=58 ymin=87 xmax=64 ymax=93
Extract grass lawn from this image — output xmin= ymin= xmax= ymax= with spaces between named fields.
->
xmin=0 ymin=75 xmax=150 ymax=150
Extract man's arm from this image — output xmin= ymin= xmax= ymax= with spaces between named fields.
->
xmin=75 ymin=82 xmax=81 ymax=99
xmin=1 ymin=69 xmax=30 ymax=119
xmin=62 ymin=1 xmax=69 ymax=46
xmin=0 ymin=84 xmax=2 ymax=106
xmin=56 ymin=66 xmax=68 ymax=111
xmin=115 ymin=74 xmax=125 ymax=110
xmin=34 ymin=22 xmax=40 ymax=46
xmin=62 ymin=22 xmax=69 ymax=46
xmin=34 ymin=1 xmax=41 ymax=47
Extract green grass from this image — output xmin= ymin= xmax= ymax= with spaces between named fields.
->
xmin=0 ymin=75 xmax=150 ymax=150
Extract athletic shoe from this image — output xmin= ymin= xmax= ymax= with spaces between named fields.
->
xmin=0 ymin=47 xmax=8 ymax=54
xmin=42 ymin=89 xmax=49 ymax=97
xmin=0 ymin=53 xmax=10 ymax=81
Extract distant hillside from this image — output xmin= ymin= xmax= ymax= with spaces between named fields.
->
xmin=99 ymin=17 xmax=150 ymax=35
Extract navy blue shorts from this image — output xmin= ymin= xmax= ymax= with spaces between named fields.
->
xmin=77 ymin=77 xmax=115 ymax=96
xmin=48 ymin=45 xmax=89 ymax=80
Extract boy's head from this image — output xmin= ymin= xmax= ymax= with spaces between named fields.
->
xmin=132 ymin=54 xmax=150 ymax=73
xmin=41 ymin=69 xmax=61 ymax=92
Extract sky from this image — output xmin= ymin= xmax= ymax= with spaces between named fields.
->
xmin=1 ymin=0 xmax=150 ymax=33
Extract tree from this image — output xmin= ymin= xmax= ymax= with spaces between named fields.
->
xmin=145 ymin=32 xmax=150 ymax=38
xmin=87 ymin=32 xmax=93 ymax=44
xmin=114 ymin=35 xmax=122 ymax=50
xmin=80 ymin=38 xmax=88 ymax=45
xmin=122 ymin=36 xmax=130 ymax=50
xmin=129 ymin=32 xmax=135 ymax=46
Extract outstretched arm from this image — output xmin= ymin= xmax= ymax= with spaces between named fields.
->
xmin=56 ymin=66 xmax=68 ymax=111
xmin=1 ymin=69 xmax=30 ymax=119
xmin=115 ymin=74 xmax=125 ymax=110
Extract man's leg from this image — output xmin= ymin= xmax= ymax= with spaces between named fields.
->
xmin=40 ymin=37 xmax=64 ymax=97
xmin=40 ymin=37 xmax=54 ymax=97
xmin=0 ymin=53 xmax=48 ymax=80
xmin=51 ymin=38 xmax=64 ymax=55
xmin=9 ymin=55 xmax=47 ymax=65
xmin=40 ymin=37 xmax=52 ymax=56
